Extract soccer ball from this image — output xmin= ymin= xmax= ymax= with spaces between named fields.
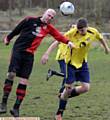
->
xmin=59 ymin=2 xmax=75 ymax=16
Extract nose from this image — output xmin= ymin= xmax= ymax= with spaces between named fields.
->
xmin=48 ymin=14 xmax=54 ymax=19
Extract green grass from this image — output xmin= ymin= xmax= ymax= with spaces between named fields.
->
xmin=0 ymin=39 xmax=110 ymax=120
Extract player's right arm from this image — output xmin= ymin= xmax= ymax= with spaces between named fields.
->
xmin=41 ymin=41 xmax=59 ymax=65
xmin=3 ymin=17 xmax=28 ymax=45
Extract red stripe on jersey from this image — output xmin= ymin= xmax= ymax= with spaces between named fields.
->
xmin=26 ymin=24 xmax=69 ymax=54
xmin=26 ymin=25 xmax=49 ymax=54
xmin=26 ymin=37 xmax=42 ymax=54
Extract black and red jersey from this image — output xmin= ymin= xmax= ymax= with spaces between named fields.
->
xmin=7 ymin=16 xmax=69 ymax=54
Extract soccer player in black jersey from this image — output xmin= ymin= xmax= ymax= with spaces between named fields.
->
xmin=0 ymin=8 xmax=74 ymax=117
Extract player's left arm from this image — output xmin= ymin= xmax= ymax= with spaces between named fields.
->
xmin=95 ymin=29 xmax=110 ymax=54
xmin=48 ymin=24 xmax=76 ymax=49
xmin=48 ymin=24 xmax=69 ymax=44
xmin=99 ymin=38 xmax=110 ymax=54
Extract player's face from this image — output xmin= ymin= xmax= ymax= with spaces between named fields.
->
xmin=78 ymin=27 xmax=87 ymax=35
xmin=42 ymin=12 xmax=54 ymax=24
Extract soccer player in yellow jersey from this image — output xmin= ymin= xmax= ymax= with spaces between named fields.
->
xmin=55 ymin=18 xmax=110 ymax=120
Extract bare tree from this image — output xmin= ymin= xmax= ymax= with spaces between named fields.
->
xmin=8 ymin=0 xmax=14 ymax=29
xmin=16 ymin=0 xmax=24 ymax=16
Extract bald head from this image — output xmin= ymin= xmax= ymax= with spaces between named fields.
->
xmin=44 ymin=9 xmax=56 ymax=17
xmin=41 ymin=9 xmax=56 ymax=24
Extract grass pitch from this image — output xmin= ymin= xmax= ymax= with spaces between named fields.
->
xmin=0 ymin=38 xmax=110 ymax=120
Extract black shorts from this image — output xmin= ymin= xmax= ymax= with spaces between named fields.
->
xmin=8 ymin=51 xmax=34 ymax=79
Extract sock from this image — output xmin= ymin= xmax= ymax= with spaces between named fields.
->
xmin=69 ymin=88 xmax=80 ymax=98
xmin=2 ymin=79 xmax=13 ymax=104
xmin=61 ymin=78 xmax=66 ymax=87
xmin=59 ymin=86 xmax=65 ymax=93
xmin=13 ymin=84 xmax=27 ymax=110
xmin=52 ymin=70 xmax=64 ymax=77
xmin=56 ymin=99 xmax=67 ymax=116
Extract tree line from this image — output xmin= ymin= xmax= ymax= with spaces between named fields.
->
xmin=0 ymin=0 xmax=110 ymax=31
xmin=0 ymin=0 xmax=110 ymax=20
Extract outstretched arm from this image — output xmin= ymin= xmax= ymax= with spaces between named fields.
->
xmin=3 ymin=17 xmax=28 ymax=45
xmin=41 ymin=41 xmax=59 ymax=64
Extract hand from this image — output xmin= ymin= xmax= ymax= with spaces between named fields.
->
xmin=105 ymin=48 xmax=110 ymax=54
xmin=68 ymin=41 xmax=79 ymax=49
xmin=3 ymin=36 xmax=10 ymax=45
xmin=40 ymin=53 xmax=49 ymax=65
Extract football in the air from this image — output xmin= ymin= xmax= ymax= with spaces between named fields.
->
xmin=59 ymin=2 xmax=75 ymax=16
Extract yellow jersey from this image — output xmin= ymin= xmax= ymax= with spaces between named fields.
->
xmin=56 ymin=43 xmax=67 ymax=60
xmin=64 ymin=27 xmax=103 ymax=68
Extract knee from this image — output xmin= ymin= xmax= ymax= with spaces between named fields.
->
xmin=20 ymin=78 xmax=28 ymax=85
xmin=60 ymin=84 xmax=72 ymax=100
xmin=7 ymin=72 xmax=16 ymax=80
xmin=81 ymin=83 xmax=90 ymax=93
